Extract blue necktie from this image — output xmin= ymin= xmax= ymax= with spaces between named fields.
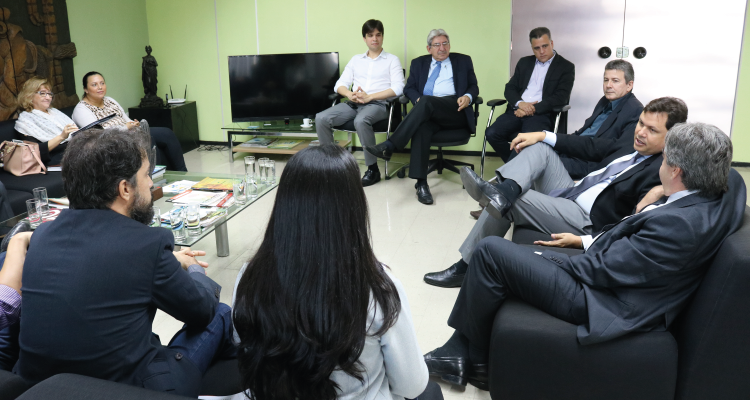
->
xmin=423 ymin=61 xmax=442 ymax=96
xmin=549 ymin=155 xmax=644 ymax=201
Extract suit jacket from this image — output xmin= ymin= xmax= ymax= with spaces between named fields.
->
xmin=16 ymin=209 xmax=221 ymax=397
xmin=541 ymin=169 xmax=747 ymax=345
xmin=403 ymin=53 xmax=480 ymax=132
xmin=559 ymin=92 xmax=644 ymax=179
xmin=504 ymin=53 xmax=575 ymax=117
xmin=581 ymin=147 xmax=663 ymax=233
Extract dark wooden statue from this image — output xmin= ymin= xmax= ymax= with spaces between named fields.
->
xmin=139 ymin=45 xmax=163 ymax=108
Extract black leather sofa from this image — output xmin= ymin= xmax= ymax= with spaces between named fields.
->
xmin=490 ymin=204 xmax=750 ymax=399
xmin=0 ymin=108 xmax=73 ymax=217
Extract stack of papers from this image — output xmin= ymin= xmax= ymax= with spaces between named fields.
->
xmin=168 ymin=190 xmax=235 ymax=207
xmin=162 ymin=180 xmax=199 ymax=193
xmin=152 ymin=165 xmax=167 ymax=181
xmin=238 ymin=138 xmax=275 ymax=148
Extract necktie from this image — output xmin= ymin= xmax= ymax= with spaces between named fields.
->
xmin=422 ymin=61 xmax=442 ymax=96
xmin=550 ymin=155 xmax=643 ymax=201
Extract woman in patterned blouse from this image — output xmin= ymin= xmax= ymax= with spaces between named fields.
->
xmin=72 ymin=71 xmax=187 ymax=171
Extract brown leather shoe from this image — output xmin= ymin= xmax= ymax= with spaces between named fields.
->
xmin=469 ymin=204 xmax=485 ymax=219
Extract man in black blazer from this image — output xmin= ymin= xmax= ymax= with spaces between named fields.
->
xmin=424 ymin=97 xmax=688 ymax=289
xmin=14 ymin=127 xmax=235 ymax=397
xmin=422 ymin=122 xmax=744 ymax=390
xmin=365 ymin=28 xmax=479 ymax=205
xmin=485 ymin=27 xmax=575 ymax=162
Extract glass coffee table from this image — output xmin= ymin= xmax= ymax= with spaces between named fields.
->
xmin=0 ymin=171 xmax=278 ymax=257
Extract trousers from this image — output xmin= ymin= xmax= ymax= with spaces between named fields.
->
xmin=316 ymin=102 xmax=388 ymax=166
xmin=449 ymin=237 xmax=589 ymax=353
xmin=485 ymin=110 xmax=553 ymax=162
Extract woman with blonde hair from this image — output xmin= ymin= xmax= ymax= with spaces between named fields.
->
xmin=14 ymin=77 xmax=78 ymax=166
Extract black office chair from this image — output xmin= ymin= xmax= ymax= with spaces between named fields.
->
xmin=480 ymin=100 xmax=571 ymax=179
xmin=327 ymin=93 xmax=404 ymax=179
xmin=395 ymin=96 xmax=484 ymax=179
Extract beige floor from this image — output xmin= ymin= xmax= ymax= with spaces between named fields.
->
xmin=153 ymin=148 xmax=750 ymax=400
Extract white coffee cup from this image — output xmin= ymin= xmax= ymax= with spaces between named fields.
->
xmin=303 ymin=118 xmax=312 ymax=126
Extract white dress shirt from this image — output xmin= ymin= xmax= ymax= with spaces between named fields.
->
xmin=334 ymin=50 xmax=405 ymax=97
xmin=516 ymin=52 xmax=556 ymax=107
xmin=426 ymin=57 xmax=473 ymax=102
xmin=580 ymin=189 xmax=699 ymax=250
xmin=573 ymin=152 xmax=651 ymax=213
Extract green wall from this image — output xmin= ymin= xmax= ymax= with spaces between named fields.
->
xmin=67 ymin=0 xmax=150 ymax=112
xmin=68 ymin=0 xmax=750 ymax=161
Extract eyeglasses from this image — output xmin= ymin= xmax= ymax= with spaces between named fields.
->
xmin=430 ymin=41 xmax=450 ymax=48
xmin=36 ymin=91 xmax=54 ymax=98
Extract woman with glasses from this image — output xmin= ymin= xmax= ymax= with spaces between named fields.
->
xmin=233 ymin=145 xmax=441 ymax=400
xmin=14 ymin=77 xmax=79 ymax=166
xmin=71 ymin=71 xmax=187 ymax=171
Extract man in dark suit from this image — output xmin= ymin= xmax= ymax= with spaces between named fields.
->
xmin=14 ymin=127 xmax=235 ymax=397
xmin=422 ymin=122 xmax=744 ymax=390
xmin=485 ymin=27 xmax=575 ymax=162
xmin=365 ymin=28 xmax=479 ymax=205
xmin=424 ymin=97 xmax=688 ymax=289
xmin=469 ymin=59 xmax=643 ymax=219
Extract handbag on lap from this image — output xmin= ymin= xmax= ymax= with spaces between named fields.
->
xmin=0 ymin=140 xmax=47 ymax=176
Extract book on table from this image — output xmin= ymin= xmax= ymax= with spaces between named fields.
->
xmin=267 ymin=139 xmax=303 ymax=149
xmin=191 ymin=177 xmax=233 ymax=191
xmin=239 ymin=137 xmax=275 ymax=148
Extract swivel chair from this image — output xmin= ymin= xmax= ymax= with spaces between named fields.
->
xmin=480 ymin=100 xmax=571 ymax=179
xmin=395 ymin=96 xmax=484 ymax=179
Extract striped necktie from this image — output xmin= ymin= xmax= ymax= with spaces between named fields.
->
xmin=550 ymin=155 xmax=644 ymax=201
xmin=423 ymin=61 xmax=442 ymax=96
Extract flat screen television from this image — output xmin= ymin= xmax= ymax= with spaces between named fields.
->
xmin=228 ymin=52 xmax=340 ymax=122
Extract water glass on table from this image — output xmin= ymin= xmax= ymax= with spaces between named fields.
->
xmin=170 ymin=205 xmax=186 ymax=240
xmin=258 ymin=157 xmax=270 ymax=184
xmin=151 ymin=206 xmax=161 ymax=227
xmin=185 ymin=203 xmax=201 ymax=236
xmin=233 ymin=178 xmax=247 ymax=205
xmin=26 ymin=199 xmax=42 ymax=228
xmin=267 ymin=160 xmax=276 ymax=184
xmin=33 ymin=187 xmax=49 ymax=218
xmin=244 ymin=156 xmax=256 ymax=183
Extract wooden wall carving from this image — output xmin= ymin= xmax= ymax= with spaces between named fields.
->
xmin=0 ymin=1 xmax=78 ymax=122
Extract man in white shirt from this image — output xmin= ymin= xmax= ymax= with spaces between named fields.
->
xmin=315 ymin=19 xmax=405 ymax=186
xmin=423 ymin=97 xmax=687 ymax=289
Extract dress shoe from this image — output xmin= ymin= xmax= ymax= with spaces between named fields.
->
xmin=468 ymin=363 xmax=489 ymax=391
xmin=361 ymin=169 xmax=381 ymax=187
xmin=469 ymin=204 xmax=485 ymax=220
xmin=415 ymin=181 xmax=433 ymax=205
xmin=1 ymin=220 xmax=31 ymax=253
xmin=460 ymin=167 xmax=511 ymax=219
xmin=424 ymin=261 xmax=466 ymax=288
xmin=424 ymin=350 xmax=467 ymax=386
xmin=364 ymin=142 xmax=393 ymax=161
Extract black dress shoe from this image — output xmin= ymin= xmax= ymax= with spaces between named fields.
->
xmin=460 ymin=167 xmax=511 ymax=219
xmin=468 ymin=363 xmax=489 ymax=391
xmin=424 ymin=350 xmax=467 ymax=386
xmin=415 ymin=181 xmax=433 ymax=205
xmin=364 ymin=142 xmax=393 ymax=161
xmin=1 ymin=220 xmax=31 ymax=253
xmin=424 ymin=261 xmax=466 ymax=288
xmin=361 ymin=169 xmax=381 ymax=187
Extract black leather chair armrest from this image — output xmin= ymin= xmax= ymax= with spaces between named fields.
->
xmin=553 ymin=105 xmax=572 ymax=113
xmin=487 ymin=99 xmax=507 ymax=107
xmin=399 ymin=95 xmax=411 ymax=104
xmin=385 ymin=96 xmax=399 ymax=104
xmin=475 ymin=96 xmax=484 ymax=105
xmin=328 ymin=93 xmax=342 ymax=101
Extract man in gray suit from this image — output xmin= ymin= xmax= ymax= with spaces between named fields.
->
xmin=423 ymin=122 xmax=746 ymax=390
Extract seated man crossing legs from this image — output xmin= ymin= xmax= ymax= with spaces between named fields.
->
xmin=424 ymin=97 xmax=688 ymax=288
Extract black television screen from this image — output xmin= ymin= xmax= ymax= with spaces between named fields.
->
xmin=228 ymin=53 xmax=340 ymax=122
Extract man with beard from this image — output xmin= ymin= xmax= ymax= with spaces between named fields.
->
xmin=14 ymin=126 xmax=235 ymax=397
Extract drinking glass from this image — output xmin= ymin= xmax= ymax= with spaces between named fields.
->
xmin=244 ymin=156 xmax=256 ymax=183
xmin=259 ymin=157 xmax=270 ymax=184
xmin=233 ymin=178 xmax=247 ymax=205
xmin=170 ymin=206 xmax=186 ymax=240
xmin=26 ymin=199 xmax=42 ymax=228
xmin=267 ymin=160 xmax=276 ymax=184
xmin=247 ymin=181 xmax=259 ymax=200
xmin=185 ymin=203 xmax=201 ymax=236
xmin=33 ymin=187 xmax=49 ymax=218
xmin=151 ymin=206 xmax=161 ymax=227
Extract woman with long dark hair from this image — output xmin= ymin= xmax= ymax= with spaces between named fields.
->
xmin=233 ymin=145 xmax=439 ymax=400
